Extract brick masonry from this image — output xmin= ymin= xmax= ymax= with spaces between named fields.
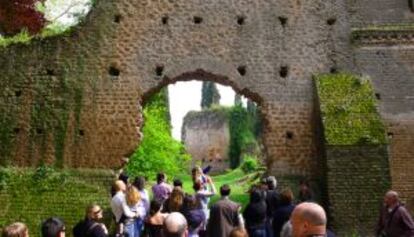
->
xmin=0 ymin=0 xmax=413 ymax=233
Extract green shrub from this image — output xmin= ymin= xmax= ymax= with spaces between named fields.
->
xmin=241 ymin=155 xmax=258 ymax=173
xmin=126 ymin=90 xmax=191 ymax=180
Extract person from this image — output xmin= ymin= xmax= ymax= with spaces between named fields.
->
xmin=280 ymin=221 xmax=292 ymax=237
xmin=115 ymin=157 xmax=130 ymax=185
xmin=191 ymin=167 xmax=208 ymax=190
xmin=207 ymin=184 xmax=243 ymax=237
xmin=243 ymin=188 xmax=267 ymax=237
xmin=229 ymin=227 xmax=248 ymax=237
xmin=298 ymin=179 xmax=313 ymax=203
xmin=133 ymin=176 xmax=150 ymax=233
xmin=266 ymin=176 xmax=280 ymax=237
xmin=182 ymin=195 xmax=205 ymax=237
xmin=111 ymin=180 xmax=140 ymax=235
xmin=73 ymin=204 xmax=108 ymax=237
xmin=376 ymin=190 xmax=414 ymax=237
xmin=41 ymin=217 xmax=65 ymax=237
xmin=163 ymin=212 xmax=188 ymax=237
xmin=193 ymin=176 xmax=216 ymax=221
xmin=173 ymin=179 xmax=183 ymax=188
xmin=123 ymin=186 xmax=146 ymax=237
xmin=111 ymin=180 xmax=127 ymax=233
xmin=152 ymin=173 xmax=173 ymax=203
xmin=2 ymin=222 xmax=29 ymax=237
xmin=290 ymin=202 xmax=327 ymax=237
xmin=163 ymin=187 xmax=185 ymax=213
xmin=145 ymin=199 xmax=168 ymax=237
xmin=273 ymin=188 xmax=295 ymax=237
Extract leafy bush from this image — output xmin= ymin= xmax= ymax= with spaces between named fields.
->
xmin=240 ymin=155 xmax=259 ymax=173
xmin=126 ymin=90 xmax=191 ymax=180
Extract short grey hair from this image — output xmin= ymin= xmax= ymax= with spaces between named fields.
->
xmin=267 ymin=176 xmax=277 ymax=189
xmin=280 ymin=221 xmax=292 ymax=237
xmin=163 ymin=212 xmax=187 ymax=237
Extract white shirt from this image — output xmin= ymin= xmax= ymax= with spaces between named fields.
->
xmin=111 ymin=191 xmax=125 ymax=222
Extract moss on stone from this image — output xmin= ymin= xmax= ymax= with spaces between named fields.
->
xmin=315 ymin=73 xmax=387 ymax=145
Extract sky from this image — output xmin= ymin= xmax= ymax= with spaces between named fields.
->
xmin=168 ymin=82 xmax=242 ymax=140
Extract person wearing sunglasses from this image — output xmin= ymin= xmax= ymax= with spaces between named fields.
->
xmin=73 ymin=204 xmax=108 ymax=237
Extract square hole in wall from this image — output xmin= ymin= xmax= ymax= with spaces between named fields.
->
xmin=193 ymin=16 xmax=203 ymax=24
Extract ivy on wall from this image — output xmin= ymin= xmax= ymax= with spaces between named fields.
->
xmin=315 ymin=73 xmax=387 ymax=145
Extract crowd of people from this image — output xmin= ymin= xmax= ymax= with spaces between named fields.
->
xmin=2 ymin=164 xmax=414 ymax=237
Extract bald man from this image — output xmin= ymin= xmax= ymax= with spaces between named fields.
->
xmin=163 ymin=212 xmax=188 ymax=237
xmin=376 ymin=190 xmax=414 ymax=237
xmin=290 ymin=202 xmax=327 ymax=237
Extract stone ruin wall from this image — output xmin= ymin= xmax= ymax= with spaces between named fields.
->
xmin=0 ymin=0 xmax=351 ymax=177
xmin=2 ymin=0 xmax=414 ymax=233
xmin=349 ymin=0 xmax=414 ymax=211
xmin=182 ymin=111 xmax=230 ymax=174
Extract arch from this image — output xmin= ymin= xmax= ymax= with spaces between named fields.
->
xmin=141 ymin=68 xmax=263 ymax=107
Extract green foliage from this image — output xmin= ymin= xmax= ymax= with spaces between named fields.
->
xmin=127 ymin=89 xmax=191 ymax=180
xmin=240 ymin=155 xmax=259 ymax=173
xmin=0 ymin=30 xmax=33 ymax=47
xmin=228 ymin=105 xmax=258 ymax=168
xmin=201 ymin=82 xmax=221 ymax=109
xmin=0 ymin=168 xmax=112 ymax=237
xmin=0 ymin=0 xmax=94 ymax=47
xmin=315 ymin=73 xmax=387 ymax=145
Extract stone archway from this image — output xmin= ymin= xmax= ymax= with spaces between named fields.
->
xmin=0 ymin=0 xmax=338 ymax=178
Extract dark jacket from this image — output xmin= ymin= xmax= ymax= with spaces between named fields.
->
xmin=207 ymin=197 xmax=240 ymax=237
xmin=266 ymin=189 xmax=280 ymax=218
xmin=243 ymin=190 xmax=267 ymax=230
xmin=273 ymin=204 xmax=295 ymax=237
xmin=376 ymin=204 xmax=414 ymax=237
xmin=73 ymin=218 xmax=107 ymax=237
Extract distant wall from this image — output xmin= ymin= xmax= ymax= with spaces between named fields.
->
xmin=182 ymin=110 xmax=230 ymax=173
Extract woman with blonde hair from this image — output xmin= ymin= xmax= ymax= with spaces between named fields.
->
xmin=123 ymin=186 xmax=146 ymax=237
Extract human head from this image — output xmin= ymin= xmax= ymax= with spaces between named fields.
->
xmin=157 ymin=173 xmax=166 ymax=184
xmin=167 ymin=187 xmax=184 ymax=212
xmin=86 ymin=204 xmax=103 ymax=221
xmin=191 ymin=166 xmax=202 ymax=179
xmin=183 ymin=194 xmax=198 ymax=211
xmin=126 ymin=186 xmax=141 ymax=206
xmin=229 ymin=227 xmax=248 ymax=237
xmin=41 ymin=217 xmax=65 ymax=237
xmin=2 ymin=222 xmax=28 ymax=237
xmin=384 ymin=190 xmax=399 ymax=207
xmin=280 ymin=221 xmax=293 ymax=237
xmin=173 ymin=179 xmax=183 ymax=188
xmin=113 ymin=180 xmax=126 ymax=193
xmin=121 ymin=157 xmax=129 ymax=166
xmin=163 ymin=212 xmax=188 ymax=237
xmin=149 ymin=199 xmax=163 ymax=216
xmin=220 ymin=184 xmax=231 ymax=197
xmin=280 ymin=188 xmax=294 ymax=205
xmin=290 ymin=202 xmax=326 ymax=237
xmin=249 ymin=189 xmax=263 ymax=203
xmin=133 ymin=176 xmax=146 ymax=191
xmin=267 ymin=176 xmax=277 ymax=190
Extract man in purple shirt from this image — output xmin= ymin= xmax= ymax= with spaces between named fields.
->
xmin=376 ymin=190 xmax=414 ymax=237
xmin=152 ymin=172 xmax=173 ymax=203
